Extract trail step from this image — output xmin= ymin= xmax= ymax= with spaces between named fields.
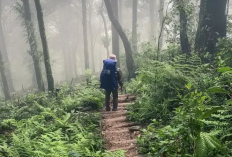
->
xmin=101 ymin=94 xmax=140 ymax=157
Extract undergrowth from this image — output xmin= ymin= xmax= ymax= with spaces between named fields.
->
xmin=126 ymin=40 xmax=232 ymax=156
xmin=0 ymin=76 xmax=125 ymax=157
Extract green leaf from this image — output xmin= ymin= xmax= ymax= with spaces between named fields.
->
xmin=226 ymin=99 xmax=232 ymax=105
xmin=207 ymin=87 xmax=229 ymax=94
xmin=199 ymin=107 xmax=224 ymax=119
xmin=217 ymin=67 xmax=231 ymax=73
xmin=185 ymin=82 xmax=192 ymax=90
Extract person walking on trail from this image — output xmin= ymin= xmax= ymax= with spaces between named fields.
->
xmin=100 ymin=54 xmax=123 ymax=111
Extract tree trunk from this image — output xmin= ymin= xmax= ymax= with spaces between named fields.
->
xmin=62 ymin=48 xmax=69 ymax=80
xmin=88 ymin=1 xmax=95 ymax=72
xmin=100 ymin=0 xmax=110 ymax=57
xmin=177 ymin=0 xmax=191 ymax=56
xmin=158 ymin=0 xmax=164 ymax=49
xmin=149 ymin=0 xmax=158 ymax=41
xmin=72 ymin=50 xmax=78 ymax=78
xmin=104 ymin=0 xmax=135 ymax=79
xmin=132 ymin=0 xmax=138 ymax=53
xmin=0 ymin=0 xmax=15 ymax=92
xmin=22 ymin=0 xmax=45 ymax=92
xmin=111 ymin=0 xmax=120 ymax=67
xmin=195 ymin=0 xmax=227 ymax=59
xmin=34 ymin=0 xmax=54 ymax=91
xmin=118 ymin=0 xmax=122 ymax=24
xmin=0 ymin=50 xmax=10 ymax=100
xmin=81 ymin=0 xmax=89 ymax=70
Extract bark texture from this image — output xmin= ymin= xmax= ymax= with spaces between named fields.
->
xmin=195 ymin=0 xmax=227 ymax=58
xmin=22 ymin=0 xmax=45 ymax=91
xmin=104 ymin=0 xmax=135 ymax=79
xmin=111 ymin=0 xmax=120 ymax=67
xmin=34 ymin=0 xmax=54 ymax=91
xmin=177 ymin=0 xmax=191 ymax=56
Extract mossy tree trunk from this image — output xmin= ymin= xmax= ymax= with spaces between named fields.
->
xmin=22 ymin=0 xmax=45 ymax=92
xmin=104 ymin=0 xmax=136 ymax=79
xmin=111 ymin=0 xmax=120 ymax=67
xmin=177 ymin=0 xmax=191 ymax=56
xmin=34 ymin=0 xmax=54 ymax=91
xmin=195 ymin=0 xmax=227 ymax=60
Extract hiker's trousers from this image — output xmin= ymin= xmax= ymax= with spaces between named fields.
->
xmin=105 ymin=90 xmax=118 ymax=110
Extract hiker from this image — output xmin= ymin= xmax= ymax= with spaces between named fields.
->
xmin=100 ymin=54 xmax=123 ymax=111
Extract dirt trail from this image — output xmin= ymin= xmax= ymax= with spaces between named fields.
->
xmin=101 ymin=94 xmax=141 ymax=157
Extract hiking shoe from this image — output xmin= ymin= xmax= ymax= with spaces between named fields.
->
xmin=112 ymin=108 xmax=118 ymax=111
xmin=106 ymin=107 xmax=111 ymax=111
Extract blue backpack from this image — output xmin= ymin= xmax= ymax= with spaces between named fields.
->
xmin=100 ymin=59 xmax=117 ymax=90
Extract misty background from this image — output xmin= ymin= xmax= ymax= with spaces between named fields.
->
xmin=0 ymin=0 xmax=232 ymax=92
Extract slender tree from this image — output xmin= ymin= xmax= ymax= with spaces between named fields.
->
xmin=195 ymin=0 xmax=227 ymax=59
xmin=88 ymin=1 xmax=95 ymax=72
xmin=34 ymin=0 xmax=54 ymax=91
xmin=149 ymin=0 xmax=158 ymax=41
xmin=81 ymin=0 xmax=89 ymax=70
xmin=21 ymin=0 xmax=45 ymax=91
xmin=100 ymin=0 xmax=110 ymax=57
xmin=158 ymin=0 xmax=164 ymax=49
xmin=132 ymin=0 xmax=138 ymax=53
xmin=104 ymin=0 xmax=135 ymax=79
xmin=111 ymin=0 xmax=120 ymax=67
xmin=0 ymin=50 xmax=10 ymax=100
xmin=118 ymin=0 xmax=122 ymax=24
xmin=177 ymin=0 xmax=191 ymax=56
xmin=0 ymin=0 xmax=15 ymax=92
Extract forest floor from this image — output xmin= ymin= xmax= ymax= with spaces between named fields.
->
xmin=101 ymin=94 xmax=142 ymax=157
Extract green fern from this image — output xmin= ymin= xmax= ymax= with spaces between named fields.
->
xmin=196 ymin=132 xmax=222 ymax=157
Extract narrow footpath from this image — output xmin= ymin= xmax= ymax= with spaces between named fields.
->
xmin=101 ymin=94 xmax=141 ymax=157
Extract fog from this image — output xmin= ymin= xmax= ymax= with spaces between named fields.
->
xmin=0 ymin=0 xmax=232 ymax=94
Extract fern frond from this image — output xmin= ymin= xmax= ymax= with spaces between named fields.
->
xmin=196 ymin=132 xmax=222 ymax=157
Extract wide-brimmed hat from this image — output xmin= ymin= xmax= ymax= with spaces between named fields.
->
xmin=109 ymin=54 xmax=117 ymax=62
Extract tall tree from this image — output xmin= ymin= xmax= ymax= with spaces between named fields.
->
xmin=132 ymin=0 xmax=138 ymax=53
xmin=100 ymin=0 xmax=110 ymax=57
xmin=149 ymin=0 xmax=158 ymax=41
xmin=81 ymin=0 xmax=89 ymax=70
xmin=158 ymin=0 xmax=164 ymax=49
xmin=34 ymin=0 xmax=54 ymax=91
xmin=0 ymin=0 xmax=15 ymax=92
xmin=111 ymin=0 xmax=120 ymax=67
xmin=21 ymin=0 xmax=45 ymax=91
xmin=195 ymin=0 xmax=227 ymax=58
xmin=118 ymin=0 xmax=122 ymax=24
xmin=0 ymin=50 xmax=10 ymax=100
xmin=104 ymin=0 xmax=135 ymax=79
xmin=88 ymin=1 xmax=95 ymax=72
xmin=177 ymin=0 xmax=191 ymax=56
